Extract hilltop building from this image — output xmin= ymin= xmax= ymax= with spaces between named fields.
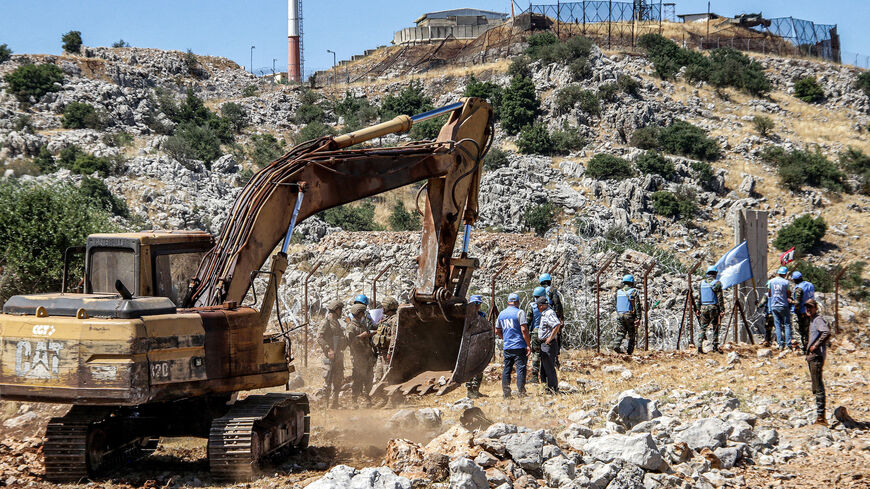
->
xmin=393 ymin=8 xmax=509 ymax=45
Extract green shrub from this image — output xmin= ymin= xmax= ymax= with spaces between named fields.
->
xmin=658 ymin=121 xmax=720 ymax=161
xmin=794 ymin=76 xmax=825 ymax=103
xmin=388 ymin=201 xmax=420 ymax=231
xmin=550 ymin=125 xmax=586 ymax=155
xmin=296 ymin=121 xmax=336 ymax=142
xmin=840 ymin=146 xmax=870 ymax=195
xmin=0 ymin=181 xmax=120 ymax=301
xmin=380 ymin=80 xmax=432 ymax=120
xmin=568 ymin=58 xmax=592 ymax=80
xmin=321 ymin=202 xmax=379 ymax=231
xmin=752 ymin=115 xmax=774 ymax=137
xmin=79 ymin=176 xmax=129 ymax=217
xmin=33 ymin=146 xmax=56 ymax=173
xmin=500 ymin=75 xmax=540 ymax=135
xmin=587 ymin=154 xmax=632 ymax=180
xmin=629 ymin=126 xmax=661 ymax=150
xmin=248 ymin=133 xmax=285 ymax=167
xmin=635 ymin=150 xmax=674 ymax=179
xmin=184 ymin=49 xmax=205 ymax=78
xmin=554 ymin=85 xmax=599 ymax=116
xmin=598 ymin=82 xmax=619 ymax=102
xmin=760 ymin=146 xmax=845 ymax=192
xmin=112 ymin=39 xmax=130 ymax=48
xmin=335 ymin=92 xmax=379 ymax=131
xmin=526 ymin=32 xmax=559 ymax=53
xmin=516 ymin=123 xmax=552 ymax=155
xmin=166 ymin=122 xmax=222 ymax=165
xmin=410 ymin=115 xmax=445 ymax=140
xmin=12 ymin=115 xmax=33 ymax=132
xmin=237 ymin=167 xmax=254 ymax=186
xmin=58 ymin=145 xmax=114 ymax=176
xmin=62 ymin=102 xmax=103 ymax=129
xmin=3 ymin=63 xmax=64 ymax=102
xmin=242 ymin=84 xmax=258 ymax=97
xmin=857 ymin=72 xmax=870 ymax=98
xmin=483 ymin=147 xmax=509 ymax=171
xmin=651 ymin=187 xmax=696 ymax=221
xmin=101 ymin=131 xmax=133 ymax=147
xmin=221 ymin=102 xmax=248 ymax=133
xmin=0 ymin=44 xmax=11 ymax=64
xmin=528 ymin=35 xmax=593 ymax=66
xmin=61 ymin=30 xmax=82 ymax=54
xmin=464 ymin=75 xmax=503 ymax=120
xmin=617 ymin=74 xmax=641 ymax=96
xmin=638 ymin=33 xmax=707 ymax=79
xmin=690 ymin=161 xmax=714 ymax=187
xmin=706 ymin=48 xmax=771 ymax=95
xmin=773 ymin=214 xmax=826 ymax=254
xmin=508 ymin=56 xmax=531 ymax=78
xmin=295 ymin=89 xmax=327 ymax=124
xmin=523 ymin=201 xmax=557 ymax=236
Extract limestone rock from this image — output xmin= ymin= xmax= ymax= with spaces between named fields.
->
xmin=582 ymin=433 xmax=669 ymax=472
xmin=448 ymin=457 xmax=488 ymax=489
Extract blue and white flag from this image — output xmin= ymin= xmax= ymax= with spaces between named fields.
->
xmin=713 ymin=241 xmax=754 ymax=289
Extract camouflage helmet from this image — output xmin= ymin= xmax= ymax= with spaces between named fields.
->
xmin=326 ymin=300 xmax=344 ymax=312
xmin=350 ymin=303 xmax=367 ymax=316
xmin=383 ymin=297 xmax=399 ymax=312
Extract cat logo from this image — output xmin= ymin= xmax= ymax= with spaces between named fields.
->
xmin=32 ymin=324 xmax=56 ymax=337
xmin=15 ymin=340 xmax=65 ymax=379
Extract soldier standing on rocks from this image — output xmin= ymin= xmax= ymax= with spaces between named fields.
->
xmin=465 ymin=295 xmax=489 ymax=399
xmin=372 ymin=297 xmax=398 ymax=383
xmin=792 ymin=271 xmax=816 ymax=354
xmin=317 ymin=300 xmax=348 ymax=409
xmin=695 ymin=266 xmax=725 ymax=354
xmin=525 ymin=287 xmax=547 ymax=383
xmin=346 ymin=303 xmax=376 ymax=406
xmin=803 ymin=299 xmax=831 ymax=425
xmin=536 ymin=296 xmax=562 ymax=394
xmin=538 ymin=274 xmax=564 ymax=368
xmin=612 ymin=274 xmax=641 ymax=355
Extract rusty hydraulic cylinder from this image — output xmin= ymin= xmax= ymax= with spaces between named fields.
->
xmin=372 ymin=263 xmax=391 ymax=307
xmin=491 ymin=263 xmax=509 ymax=328
xmin=834 ymin=263 xmax=847 ymax=334
xmin=303 ymin=260 xmax=322 ymax=367
xmin=642 ymin=260 xmax=656 ymax=351
xmin=595 ymin=253 xmax=617 ymax=354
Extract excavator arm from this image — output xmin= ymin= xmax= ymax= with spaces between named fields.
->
xmin=185 ymin=98 xmax=494 ymax=395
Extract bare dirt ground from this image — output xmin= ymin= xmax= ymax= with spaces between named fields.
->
xmin=1 ymin=323 xmax=868 ymax=488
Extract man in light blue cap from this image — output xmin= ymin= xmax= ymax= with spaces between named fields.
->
xmin=496 ymin=292 xmax=530 ymax=398
xmin=465 ymin=295 xmax=488 ymax=399
xmin=768 ymin=266 xmax=793 ymax=350
xmin=613 ymin=274 xmax=641 ymax=354
xmin=695 ymin=265 xmax=725 ymax=354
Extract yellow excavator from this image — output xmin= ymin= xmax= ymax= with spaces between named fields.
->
xmin=0 ymin=98 xmax=495 ymax=481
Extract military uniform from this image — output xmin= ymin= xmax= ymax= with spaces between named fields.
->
xmin=526 ymin=300 xmax=542 ymax=383
xmin=372 ymin=299 xmax=398 ymax=383
xmin=346 ymin=306 xmax=376 ymax=404
xmin=613 ymin=285 xmax=640 ymax=354
xmin=547 ymin=287 xmax=564 ymax=368
xmin=757 ymin=295 xmax=774 ymax=346
xmin=696 ymin=277 xmax=725 ymax=353
xmin=465 ymin=309 xmax=488 ymax=398
xmin=317 ymin=304 xmax=348 ymax=408
xmin=793 ymin=279 xmax=816 ymax=353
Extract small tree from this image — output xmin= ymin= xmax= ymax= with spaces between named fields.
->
xmin=0 ymin=44 xmax=12 ymax=64
xmin=58 ymin=145 xmax=114 ymax=176
xmin=658 ymin=121 xmax=720 ymax=161
xmin=773 ymin=214 xmax=826 ymax=255
xmin=794 ymin=76 xmax=825 ymax=103
xmin=690 ymin=161 xmax=715 ymax=188
xmin=388 ymin=201 xmax=420 ymax=231
xmin=483 ymin=147 xmax=509 ymax=171
xmin=635 ymin=150 xmax=674 ymax=179
xmin=752 ymin=115 xmax=774 ymax=137
xmin=242 ymin=84 xmax=258 ymax=97
xmin=221 ymin=102 xmax=249 ymax=133
xmin=62 ymin=102 xmax=104 ymax=129
xmin=516 ymin=123 xmax=552 ymax=155
xmin=320 ymin=202 xmax=379 ymax=231
xmin=550 ymin=125 xmax=586 ymax=155
xmin=651 ymin=191 xmax=679 ymax=218
xmin=629 ymin=126 xmax=661 ymax=150
xmin=3 ymin=63 xmax=64 ymax=102
xmin=380 ymin=80 xmax=432 ymax=120
xmin=248 ymin=133 xmax=285 ymax=167
xmin=79 ymin=177 xmax=129 ymax=217
xmin=586 ymin=154 xmax=633 ymax=180
xmin=61 ymin=30 xmax=83 ymax=54
xmin=857 ymin=72 xmax=870 ymax=98
xmin=500 ymin=75 xmax=540 ymax=135
xmin=112 ymin=39 xmax=131 ymax=48
xmin=464 ymin=75 xmax=503 ymax=120
xmin=523 ymin=202 xmax=557 ymax=237
xmin=33 ymin=146 xmax=56 ymax=173
xmin=840 ymin=146 xmax=870 ymax=195
xmin=295 ymin=121 xmax=336 ymax=142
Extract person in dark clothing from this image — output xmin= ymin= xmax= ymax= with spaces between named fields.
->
xmin=757 ymin=293 xmax=774 ymax=347
xmin=804 ymin=299 xmax=831 ymax=426
xmin=535 ymin=296 xmax=562 ymax=394
xmin=538 ymin=274 xmax=564 ymax=369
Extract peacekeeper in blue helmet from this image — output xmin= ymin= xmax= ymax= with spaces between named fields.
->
xmin=768 ymin=266 xmax=793 ymax=350
xmin=350 ymin=293 xmax=377 ymax=331
xmin=612 ymin=274 xmax=641 ymax=355
xmin=791 ymin=270 xmax=816 ymax=354
xmin=465 ymin=295 xmax=489 ymax=399
xmin=537 ymin=274 xmax=564 ymax=368
xmin=695 ymin=266 xmax=725 ymax=354
xmin=525 ymin=286 xmax=547 ymax=383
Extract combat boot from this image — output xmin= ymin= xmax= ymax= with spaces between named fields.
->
xmin=814 ymin=416 xmax=827 ymax=426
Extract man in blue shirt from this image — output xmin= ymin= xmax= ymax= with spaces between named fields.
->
xmin=768 ymin=267 xmax=793 ymax=350
xmin=792 ymin=271 xmax=816 ymax=353
xmin=496 ymin=293 xmax=530 ymax=398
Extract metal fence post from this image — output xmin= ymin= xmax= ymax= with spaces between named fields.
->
xmin=371 ymin=263 xmax=392 ymax=307
xmin=834 ymin=263 xmax=847 ymax=334
xmin=677 ymin=260 xmax=702 ymax=349
xmin=303 ymin=260 xmax=323 ymax=367
xmin=642 ymin=260 xmax=656 ymax=351
xmin=595 ymin=252 xmax=617 ymax=353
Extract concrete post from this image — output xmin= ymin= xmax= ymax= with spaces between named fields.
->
xmin=734 ymin=209 xmax=768 ymax=341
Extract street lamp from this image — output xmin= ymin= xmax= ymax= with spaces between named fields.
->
xmin=326 ymin=49 xmax=337 ymax=84
xmin=250 ymin=45 xmax=256 ymax=74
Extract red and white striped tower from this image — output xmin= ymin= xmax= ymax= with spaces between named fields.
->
xmin=288 ymin=0 xmax=301 ymax=82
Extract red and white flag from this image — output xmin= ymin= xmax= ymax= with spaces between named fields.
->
xmin=780 ymin=247 xmax=795 ymax=265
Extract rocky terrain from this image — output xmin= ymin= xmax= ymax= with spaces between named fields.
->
xmin=0 ymin=33 xmax=869 ymax=489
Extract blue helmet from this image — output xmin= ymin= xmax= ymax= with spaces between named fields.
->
xmin=354 ymin=294 xmax=369 ymax=305
xmin=792 ymin=271 xmax=803 ymax=280
xmin=623 ymin=274 xmax=635 ymax=283
xmin=539 ymin=273 xmax=552 ymax=284
xmin=777 ymin=266 xmax=788 ymax=275
xmin=706 ymin=266 xmax=718 ymax=275
xmin=533 ymin=286 xmax=546 ymax=297
xmin=507 ymin=293 xmax=520 ymax=303
xmin=469 ymin=295 xmax=483 ymax=304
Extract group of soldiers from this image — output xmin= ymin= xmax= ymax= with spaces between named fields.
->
xmin=316 ymin=293 xmax=398 ymax=408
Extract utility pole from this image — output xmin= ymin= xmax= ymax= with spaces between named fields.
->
xmin=327 ymin=49 xmax=336 ymax=84
xmin=272 ymin=58 xmax=277 ymax=75
xmin=250 ymin=45 xmax=256 ymax=74
xmin=706 ymin=1 xmax=710 ymax=40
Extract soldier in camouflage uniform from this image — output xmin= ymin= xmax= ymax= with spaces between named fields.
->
xmin=372 ymin=297 xmax=398 ymax=383
xmin=317 ymin=300 xmax=348 ymax=409
xmin=346 ymin=303 xmax=376 ymax=406
xmin=525 ymin=287 xmax=547 ymax=383
xmin=465 ymin=295 xmax=489 ymax=399
xmin=695 ymin=266 xmax=725 ymax=354
xmin=612 ymin=275 xmax=641 ymax=354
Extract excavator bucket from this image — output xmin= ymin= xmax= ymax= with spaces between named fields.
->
xmin=378 ymin=302 xmax=494 ymax=396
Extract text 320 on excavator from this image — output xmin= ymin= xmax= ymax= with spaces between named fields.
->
xmin=0 ymin=98 xmax=494 ymax=481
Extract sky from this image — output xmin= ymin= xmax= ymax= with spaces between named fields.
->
xmin=0 ymin=1 xmax=867 ymax=76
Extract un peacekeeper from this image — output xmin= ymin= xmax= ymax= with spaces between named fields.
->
xmin=525 ymin=287 xmax=547 ymax=383
xmin=465 ymin=295 xmax=489 ymax=399
xmin=612 ymin=274 xmax=641 ymax=355
xmin=792 ymin=271 xmax=816 ymax=354
xmin=351 ymin=293 xmax=376 ymax=331
xmin=695 ymin=265 xmax=725 ymax=354
xmin=538 ymin=274 xmax=564 ymax=368
xmin=346 ymin=303 xmax=376 ymax=406
xmin=317 ymin=300 xmax=348 ymax=409
xmin=372 ymin=297 xmax=398 ymax=382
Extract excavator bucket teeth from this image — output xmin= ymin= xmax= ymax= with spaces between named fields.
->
xmin=379 ymin=303 xmax=494 ymax=396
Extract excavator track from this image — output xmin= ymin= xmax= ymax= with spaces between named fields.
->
xmin=44 ymin=406 xmax=158 ymax=482
xmin=208 ymin=393 xmax=309 ymax=481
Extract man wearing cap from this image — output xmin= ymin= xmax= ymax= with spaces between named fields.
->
xmin=613 ymin=274 xmax=641 ymax=355
xmin=525 ymin=286 xmax=547 ymax=383
xmin=346 ymin=303 xmax=376 ymax=406
xmin=536 ymin=296 xmax=562 ymax=394
xmin=695 ymin=266 xmax=725 ymax=354
xmin=538 ymin=274 xmax=565 ymax=368
xmin=792 ymin=271 xmax=816 ymax=354
xmin=804 ymin=299 xmax=831 ymax=425
xmin=465 ymin=295 xmax=489 ymax=399
xmin=768 ymin=266 xmax=793 ymax=350
xmin=496 ymin=293 xmax=531 ymax=398
xmin=317 ymin=300 xmax=348 ymax=408
xmin=372 ymin=297 xmax=398 ymax=382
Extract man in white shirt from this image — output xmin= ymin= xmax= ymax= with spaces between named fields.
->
xmin=535 ymin=296 xmax=562 ymax=394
